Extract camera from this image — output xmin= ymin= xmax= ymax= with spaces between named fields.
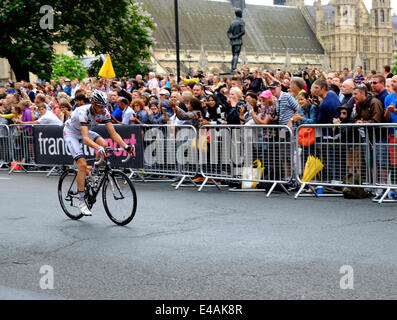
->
xmin=270 ymin=110 xmax=278 ymax=119
xmin=193 ymin=71 xmax=204 ymax=78
xmin=312 ymin=96 xmax=320 ymax=105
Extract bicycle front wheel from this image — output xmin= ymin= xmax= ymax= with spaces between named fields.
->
xmin=102 ymin=170 xmax=137 ymax=226
xmin=58 ymin=169 xmax=84 ymax=220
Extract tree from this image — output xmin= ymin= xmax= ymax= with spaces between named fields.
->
xmin=0 ymin=0 xmax=155 ymax=81
xmin=51 ymin=54 xmax=87 ymax=81
xmin=393 ymin=55 xmax=397 ymax=75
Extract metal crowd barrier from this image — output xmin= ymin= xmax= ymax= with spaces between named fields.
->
xmin=370 ymin=124 xmax=397 ymax=203
xmin=0 ymin=124 xmax=11 ymax=169
xmin=294 ymin=123 xmax=397 ymax=202
xmin=198 ymin=125 xmax=294 ymax=196
xmin=7 ymin=124 xmax=63 ymax=175
xmin=8 ymin=124 xmax=36 ymax=173
xmin=2 ymin=121 xmax=397 ymax=204
xmin=139 ymin=124 xmax=199 ymax=189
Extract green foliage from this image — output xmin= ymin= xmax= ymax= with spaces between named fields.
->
xmin=393 ymin=55 xmax=397 ymax=75
xmin=0 ymin=0 xmax=155 ymax=81
xmin=51 ymin=54 xmax=87 ymax=81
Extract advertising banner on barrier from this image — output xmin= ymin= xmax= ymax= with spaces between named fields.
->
xmin=33 ymin=125 xmax=143 ymax=168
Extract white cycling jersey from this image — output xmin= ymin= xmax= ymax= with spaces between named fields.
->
xmin=63 ymin=104 xmax=112 ymax=160
xmin=64 ymin=104 xmax=112 ymax=137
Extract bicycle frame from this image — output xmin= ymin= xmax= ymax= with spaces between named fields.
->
xmin=85 ymin=150 xmax=127 ymax=206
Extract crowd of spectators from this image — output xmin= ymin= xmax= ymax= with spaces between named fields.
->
xmin=0 ymin=65 xmax=396 ymax=192
xmin=0 ymin=65 xmax=395 ymax=132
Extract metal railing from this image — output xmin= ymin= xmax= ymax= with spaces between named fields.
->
xmin=197 ymin=125 xmax=294 ymax=196
xmin=8 ymin=124 xmax=36 ymax=173
xmin=0 ymin=124 xmax=11 ymax=169
xmin=139 ymin=124 xmax=199 ymax=188
xmin=294 ymin=123 xmax=397 ymax=203
xmin=0 ymin=122 xmax=396 ymax=204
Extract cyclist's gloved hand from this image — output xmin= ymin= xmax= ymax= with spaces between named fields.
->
xmin=97 ymin=146 xmax=106 ymax=156
xmin=124 ymin=144 xmax=134 ymax=153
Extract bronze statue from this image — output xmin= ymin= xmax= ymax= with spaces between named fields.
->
xmin=227 ymin=8 xmax=245 ymax=72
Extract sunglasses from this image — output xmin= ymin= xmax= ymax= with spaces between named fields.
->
xmin=339 ymin=111 xmax=347 ymax=115
xmin=371 ymin=81 xmax=379 ymax=85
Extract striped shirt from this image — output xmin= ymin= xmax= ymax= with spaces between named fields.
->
xmin=205 ymin=104 xmax=226 ymax=124
xmin=275 ymin=92 xmax=299 ymax=125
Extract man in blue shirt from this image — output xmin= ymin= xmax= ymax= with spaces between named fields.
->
xmin=384 ymin=76 xmax=397 ymax=125
xmin=63 ymin=79 xmax=72 ymax=96
xmin=382 ymin=75 xmax=397 ymax=198
xmin=4 ymin=83 xmax=15 ymax=94
xmin=311 ymin=79 xmax=340 ymax=124
xmin=371 ymin=74 xmax=388 ymax=108
xmin=310 ymin=78 xmax=341 ymax=181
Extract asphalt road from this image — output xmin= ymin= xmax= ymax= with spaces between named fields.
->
xmin=0 ymin=171 xmax=397 ymax=300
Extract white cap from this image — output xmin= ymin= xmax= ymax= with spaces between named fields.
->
xmin=159 ymin=89 xmax=170 ymax=96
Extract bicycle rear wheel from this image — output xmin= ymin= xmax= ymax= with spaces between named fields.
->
xmin=102 ymin=170 xmax=137 ymax=226
xmin=58 ymin=169 xmax=84 ymax=220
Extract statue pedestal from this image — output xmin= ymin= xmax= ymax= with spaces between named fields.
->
xmin=219 ymin=71 xmax=234 ymax=78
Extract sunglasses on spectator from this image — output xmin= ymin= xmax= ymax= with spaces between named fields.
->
xmin=339 ymin=111 xmax=347 ymax=115
xmin=371 ymin=81 xmax=379 ymax=85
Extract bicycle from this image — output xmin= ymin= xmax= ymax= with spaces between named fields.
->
xmin=58 ymin=147 xmax=137 ymax=226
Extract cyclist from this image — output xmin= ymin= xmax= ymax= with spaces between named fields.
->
xmin=63 ymin=89 xmax=133 ymax=216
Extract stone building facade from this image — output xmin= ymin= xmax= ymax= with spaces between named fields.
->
xmin=285 ymin=0 xmax=396 ymax=73
xmin=1 ymin=0 xmax=396 ymax=83
xmin=142 ymin=0 xmax=326 ymax=75
xmin=393 ymin=14 xmax=397 ymax=57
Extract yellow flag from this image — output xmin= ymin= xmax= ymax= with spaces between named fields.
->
xmin=183 ymin=77 xmax=199 ymax=84
xmin=98 ymin=54 xmax=116 ymax=79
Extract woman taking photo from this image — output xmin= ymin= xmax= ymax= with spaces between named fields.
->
xmin=56 ymin=98 xmax=72 ymax=123
xmin=249 ymin=90 xmax=278 ymax=125
xmin=130 ymin=99 xmax=149 ymax=124
xmin=174 ymin=97 xmax=205 ymax=129
xmin=226 ymin=87 xmax=246 ymax=125
xmin=287 ymin=91 xmax=317 ymax=129
xmin=202 ymin=94 xmax=226 ymax=125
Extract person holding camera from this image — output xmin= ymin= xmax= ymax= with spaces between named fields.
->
xmin=200 ymin=94 xmax=227 ymax=125
xmin=287 ymin=92 xmax=318 ymax=130
xmin=248 ymin=90 xmax=278 ymax=125
xmin=225 ymin=87 xmax=246 ymax=125
xmin=144 ymin=100 xmax=166 ymax=125
xmin=247 ymin=69 xmax=264 ymax=94
xmin=268 ymin=81 xmax=298 ymax=126
xmin=174 ymin=97 xmax=206 ymax=129
xmin=310 ymin=79 xmax=340 ymax=125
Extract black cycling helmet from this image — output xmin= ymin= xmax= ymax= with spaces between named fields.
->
xmin=91 ymin=89 xmax=108 ymax=107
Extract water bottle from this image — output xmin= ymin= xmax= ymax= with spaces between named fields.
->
xmin=316 ymin=186 xmax=323 ymax=195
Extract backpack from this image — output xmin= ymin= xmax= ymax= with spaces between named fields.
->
xmin=342 ymin=174 xmax=371 ymax=199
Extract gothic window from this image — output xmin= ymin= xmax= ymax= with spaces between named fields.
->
xmin=381 ymin=39 xmax=385 ymax=52
xmin=345 ymin=38 xmax=347 ymax=51
xmin=380 ymin=10 xmax=385 ymax=23
xmin=363 ymin=39 xmax=370 ymax=52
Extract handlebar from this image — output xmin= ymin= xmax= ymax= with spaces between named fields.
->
xmin=94 ymin=147 xmax=134 ymax=166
